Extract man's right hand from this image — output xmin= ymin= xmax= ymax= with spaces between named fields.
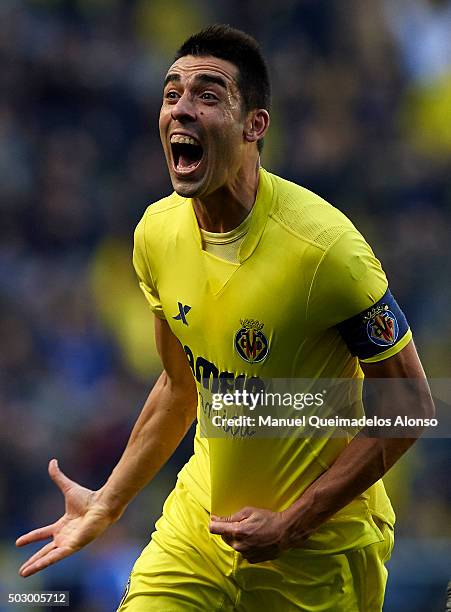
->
xmin=16 ymin=458 xmax=114 ymax=577
xmin=16 ymin=319 xmax=197 ymax=578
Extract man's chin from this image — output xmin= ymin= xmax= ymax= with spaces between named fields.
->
xmin=171 ymin=176 xmax=204 ymax=198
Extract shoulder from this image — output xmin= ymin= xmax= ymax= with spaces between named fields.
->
xmin=135 ymin=191 xmax=187 ymax=242
xmin=267 ymin=171 xmax=357 ymax=251
xmin=134 ymin=191 xmax=187 ymax=268
xmin=147 ymin=191 xmax=186 ymax=216
xmin=139 ymin=191 xmax=186 ymax=225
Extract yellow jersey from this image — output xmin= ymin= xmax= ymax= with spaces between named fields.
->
xmin=133 ymin=168 xmax=411 ymax=554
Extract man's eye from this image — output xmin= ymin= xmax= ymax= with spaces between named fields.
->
xmin=200 ymin=92 xmax=217 ymax=101
xmin=165 ymin=91 xmax=180 ymax=100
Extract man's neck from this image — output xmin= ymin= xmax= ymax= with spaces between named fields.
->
xmin=192 ymin=160 xmax=260 ymax=233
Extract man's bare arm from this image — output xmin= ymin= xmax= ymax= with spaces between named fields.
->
xmin=95 ymin=317 xmax=197 ymax=519
xmin=16 ymin=317 xmax=197 ymax=576
xmin=210 ymin=341 xmax=435 ymax=563
xmin=280 ymin=340 xmax=435 ymax=546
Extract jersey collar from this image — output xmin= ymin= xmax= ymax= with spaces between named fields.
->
xmin=184 ymin=167 xmax=275 ymax=263
xmin=238 ymin=167 xmax=275 ymax=263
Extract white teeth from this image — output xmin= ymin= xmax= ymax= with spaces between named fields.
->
xmin=170 ymin=134 xmax=200 ymax=146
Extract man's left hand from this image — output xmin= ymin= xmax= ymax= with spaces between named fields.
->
xmin=209 ymin=506 xmax=290 ymax=564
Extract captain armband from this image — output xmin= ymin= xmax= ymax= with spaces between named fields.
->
xmin=336 ymin=288 xmax=411 ymax=362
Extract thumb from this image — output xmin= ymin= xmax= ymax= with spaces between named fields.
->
xmin=48 ymin=458 xmax=75 ymax=493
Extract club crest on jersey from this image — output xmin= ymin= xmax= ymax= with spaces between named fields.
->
xmin=364 ymin=304 xmax=399 ymax=347
xmin=234 ymin=319 xmax=269 ymax=363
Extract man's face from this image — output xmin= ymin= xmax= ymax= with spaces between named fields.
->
xmin=159 ymin=55 xmax=247 ymax=198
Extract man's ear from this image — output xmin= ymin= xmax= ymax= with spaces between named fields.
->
xmin=243 ymin=109 xmax=270 ymax=144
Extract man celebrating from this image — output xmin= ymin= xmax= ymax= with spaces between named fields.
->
xmin=17 ymin=25 xmax=434 ymax=611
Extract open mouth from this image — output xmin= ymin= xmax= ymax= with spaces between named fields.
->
xmin=170 ymin=135 xmax=204 ymax=174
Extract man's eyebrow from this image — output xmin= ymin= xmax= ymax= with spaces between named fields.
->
xmin=194 ymin=74 xmax=227 ymax=89
xmin=163 ymin=73 xmax=228 ymax=90
xmin=163 ymin=73 xmax=180 ymax=88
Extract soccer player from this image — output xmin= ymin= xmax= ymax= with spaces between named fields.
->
xmin=16 ymin=25 xmax=434 ymax=611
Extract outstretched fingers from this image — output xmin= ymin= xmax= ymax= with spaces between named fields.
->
xmin=19 ymin=541 xmax=55 ymax=576
xmin=19 ymin=545 xmax=72 ymax=578
xmin=16 ymin=523 xmax=55 ymax=547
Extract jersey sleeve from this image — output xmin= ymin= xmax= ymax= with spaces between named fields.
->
xmin=336 ymin=287 xmax=412 ymax=362
xmin=306 ymin=229 xmax=411 ymax=362
xmin=133 ymin=211 xmax=166 ymax=319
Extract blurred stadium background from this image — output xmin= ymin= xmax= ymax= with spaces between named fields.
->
xmin=0 ymin=0 xmax=450 ymax=610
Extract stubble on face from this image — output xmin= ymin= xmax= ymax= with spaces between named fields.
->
xmin=159 ymin=55 xmax=246 ymax=200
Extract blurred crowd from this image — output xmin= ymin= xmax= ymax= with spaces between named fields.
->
xmin=0 ymin=0 xmax=450 ymax=610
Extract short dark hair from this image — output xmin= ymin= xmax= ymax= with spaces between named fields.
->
xmin=174 ymin=24 xmax=271 ymax=153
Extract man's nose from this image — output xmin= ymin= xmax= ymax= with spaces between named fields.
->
xmin=171 ymin=94 xmax=196 ymax=122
